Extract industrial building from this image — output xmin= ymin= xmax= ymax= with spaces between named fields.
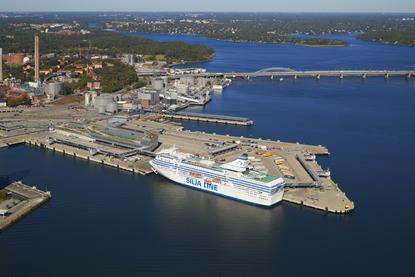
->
xmin=179 ymin=76 xmax=196 ymax=86
xmin=100 ymin=125 xmax=159 ymax=151
xmin=3 ymin=53 xmax=25 ymax=65
xmin=137 ymin=89 xmax=160 ymax=109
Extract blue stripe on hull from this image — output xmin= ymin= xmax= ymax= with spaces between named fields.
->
xmin=152 ymin=165 xmax=282 ymax=208
xmin=152 ymin=159 xmax=284 ymax=193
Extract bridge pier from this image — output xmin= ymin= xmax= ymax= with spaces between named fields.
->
xmin=271 ymin=75 xmax=274 ymax=80
xmin=294 ymin=75 xmax=298 ymax=79
xmin=384 ymin=73 xmax=389 ymax=79
xmin=406 ymin=73 xmax=412 ymax=80
xmin=339 ymin=74 xmax=344 ymax=79
xmin=362 ymin=73 xmax=367 ymax=79
xmin=315 ymin=74 xmax=321 ymax=80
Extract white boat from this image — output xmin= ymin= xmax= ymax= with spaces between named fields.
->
xmin=317 ymin=169 xmax=331 ymax=178
xmin=212 ymin=85 xmax=223 ymax=92
xmin=304 ymin=153 xmax=316 ymax=161
xmin=150 ymin=148 xmax=285 ymax=206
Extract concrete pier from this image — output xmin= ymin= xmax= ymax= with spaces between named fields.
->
xmin=0 ymin=181 xmax=51 ymax=232
xmin=0 ymin=113 xmax=354 ymax=214
xmin=161 ymin=112 xmax=253 ymax=126
xmin=26 ymin=138 xmax=153 ymax=175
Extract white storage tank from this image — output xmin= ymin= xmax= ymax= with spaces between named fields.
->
xmin=106 ymin=102 xmax=118 ymax=113
xmin=94 ymin=93 xmax=113 ymax=107
xmin=94 ymin=93 xmax=114 ymax=112
xmin=43 ymin=81 xmax=64 ymax=98
xmin=84 ymin=92 xmax=91 ymax=106
xmin=152 ymin=78 xmax=165 ymax=90
xmin=97 ymin=106 xmax=106 ymax=114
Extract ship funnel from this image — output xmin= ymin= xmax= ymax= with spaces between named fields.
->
xmin=220 ymin=154 xmax=249 ymax=172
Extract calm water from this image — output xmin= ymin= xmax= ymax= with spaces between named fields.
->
xmin=1 ymin=33 xmax=415 ymax=276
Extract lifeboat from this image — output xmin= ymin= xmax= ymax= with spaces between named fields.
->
xmin=190 ymin=172 xmax=203 ymax=178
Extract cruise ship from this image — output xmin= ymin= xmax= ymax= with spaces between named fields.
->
xmin=149 ymin=148 xmax=285 ymax=206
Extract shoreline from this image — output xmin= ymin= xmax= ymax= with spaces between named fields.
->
xmin=120 ymin=30 xmax=415 ymax=49
xmin=120 ymin=30 xmax=349 ymax=48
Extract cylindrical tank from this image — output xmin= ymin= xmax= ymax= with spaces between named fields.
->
xmin=97 ymin=106 xmax=106 ymax=113
xmin=84 ymin=93 xmax=90 ymax=106
xmin=44 ymin=81 xmax=64 ymax=97
xmin=94 ymin=93 xmax=114 ymax=113
xmin=94 ymin=93 xmax=113 ymax=108
xmin=90 ymin=91 xmax=97 ymax=104
xmin=152 ymin=78 xmax=164 ymax=90
xmin=106 ymin=102 xmax=118 ymax=113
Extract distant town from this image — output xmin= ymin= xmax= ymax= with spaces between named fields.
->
xmin=0 ymin=33 xmax=228 ymax=113
xmin=0 ymin=13 xmax=224 ymax=112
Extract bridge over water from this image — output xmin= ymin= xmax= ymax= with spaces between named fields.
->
xmin=164 ymin=67 xmax=415 ymax=80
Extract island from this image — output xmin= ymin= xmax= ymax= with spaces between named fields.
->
xmin=103 ymin=13 xmax=415 ymax=47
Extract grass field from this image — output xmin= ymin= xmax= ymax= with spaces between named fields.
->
xmin=0 ymin=189 xmax=7 ymax=203
xmin=51 ymin=95 xmax=82 ymax=106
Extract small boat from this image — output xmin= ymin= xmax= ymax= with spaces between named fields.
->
xmin=304 ymin=153 xmax=316 ymax=161
xmin=317 ymin=169 xmax=331 ymax=178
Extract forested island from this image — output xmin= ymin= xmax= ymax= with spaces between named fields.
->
xmin=103 ymin=13 xmax=415 ymax=47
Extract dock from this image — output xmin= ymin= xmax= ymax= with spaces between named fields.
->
xmin=0 ymin=181 xmax=51 ymax=232
xmin=160 ymin=112 xmax=253 ymax=126
xmin=0 ymin=110 xmax=354 ymax=214
xmin=26 ymin=137 xmax=154 ymax=176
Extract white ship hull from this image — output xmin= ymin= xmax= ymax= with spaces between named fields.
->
xmin=150 ymin=160 xmax=284 ymax=207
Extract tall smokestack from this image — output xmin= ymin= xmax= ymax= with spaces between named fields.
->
xmin=0 ymin=48 xmax=3 ymax=83
xmin=34 ymin=34 xmax=40 ymax=83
